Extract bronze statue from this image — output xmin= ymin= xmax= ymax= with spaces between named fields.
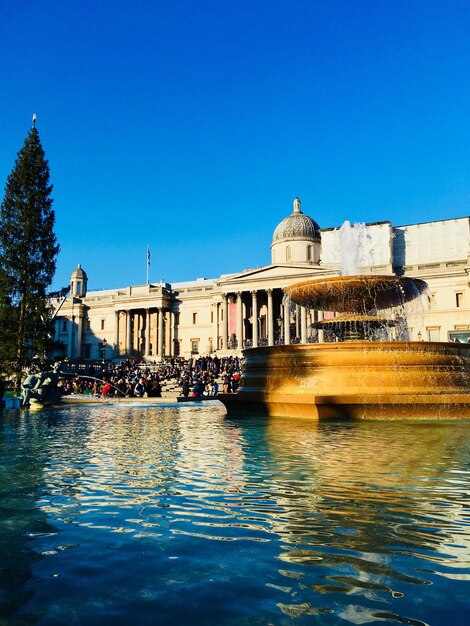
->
xmin=21 ymin=362 xmax=62 ymax=407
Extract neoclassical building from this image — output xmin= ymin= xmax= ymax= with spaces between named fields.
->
xmin=53 ymin=199 xmax=470 ymax=361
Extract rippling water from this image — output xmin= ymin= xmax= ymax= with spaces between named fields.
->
xmin=1 ymin=403 xmax=469 ymax=625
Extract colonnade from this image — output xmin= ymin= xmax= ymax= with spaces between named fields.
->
xmin=58 ymin=293 xmax=327 ymax=361
xmin=215 ymin=289 xmax=323 ymax=350
xmin=58 ymin=307 xmax=174 ymax=361
xmin=58 ymin=310 xmax=85 ymax=360
xmin=115 ymin=308 xmax=173 ymax=358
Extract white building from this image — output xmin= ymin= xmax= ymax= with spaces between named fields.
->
xmin=53 ymin=199 xmax=470 ymax=361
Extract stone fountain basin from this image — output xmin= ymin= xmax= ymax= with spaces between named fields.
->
xmin=219 ymin=342 xmax=470 ymax=419
xmin=284 ymin=275 xmax=428 ymax=313
xmin=311 ymin=313 xmax=395 ymax=330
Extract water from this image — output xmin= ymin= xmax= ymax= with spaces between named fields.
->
xmin=1 ymin=404 xmax=470 ymax=625
xmin=339 ymin=221 xmax=376 ymax=276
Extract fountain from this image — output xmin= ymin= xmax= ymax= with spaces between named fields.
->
xmin=286 ymin=274 xmax=427 ymax=341
xmin=219 ymin=223 xmax=470 ymax=419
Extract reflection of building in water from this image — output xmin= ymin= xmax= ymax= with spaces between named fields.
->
xmin=54 ymin=200 xmax=470 ymax=361
xmin=34 ymin=409 xmax=248 ymax=539
xmin=78 ymin=407 xmax=247 ymax=507
xmin=260 ymin=419 xmax=470 ymax=589
xmin=438 ymin=504 xmax=470 ymax=582
xmin=172 ymin=409 xmax=247 ymax=494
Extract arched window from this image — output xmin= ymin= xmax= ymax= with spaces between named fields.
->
xmin=307 ymin=245 xmax=312 ymax=262
xmin=286 ymin=246 xmax=292 ymax=262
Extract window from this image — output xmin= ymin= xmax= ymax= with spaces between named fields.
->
xmin=427 ymin=327 xmax=440 ymax=342
xmin=286 ymin=246 xmax=292 ymax=262
xmin=449 ymin=331 xmax=470 ymax=343
xmin=307 ymin=245 xmax=312 ymax=262
xmin=191 ymin=339 xmax=199 ymax=354
xmin=101 ymin=319 xmax=105 ymax=330
xmin=193 ymin=312 xmax=197 ymax=324
xmin=456 ymin=292 xmax=463 ymax=308
xmin=211 ymin=311 xmax=213 ymax=323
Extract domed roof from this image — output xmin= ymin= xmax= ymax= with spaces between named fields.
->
xmin=272 ymin=198 xmax=321 ymax=244
xmin=71 ymin=263 xmax=87 ymax=279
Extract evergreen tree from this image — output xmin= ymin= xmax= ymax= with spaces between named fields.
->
xmin=0 ymin=120 xmax=60 ymax=383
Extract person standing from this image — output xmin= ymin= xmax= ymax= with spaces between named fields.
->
xmin=134 ymin=378 xmax=146 ymax=397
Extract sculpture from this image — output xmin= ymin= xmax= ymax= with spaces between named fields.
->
xmin=22 ymin=362 xmax=63 ymax=407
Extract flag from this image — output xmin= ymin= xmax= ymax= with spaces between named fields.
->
xmin=146 ymin=246 xmax=151 ymax=285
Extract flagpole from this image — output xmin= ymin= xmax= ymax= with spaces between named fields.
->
xmin=146 ymin=245 xmax=149 ymax=285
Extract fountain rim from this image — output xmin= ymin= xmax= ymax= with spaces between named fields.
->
xmin=241 ymin=340 xmax=470 ymax=354
xmin=284 ymin=274 xmax=427 ymax=291
xmin=283 ymin=274 xmax=428 ymax=311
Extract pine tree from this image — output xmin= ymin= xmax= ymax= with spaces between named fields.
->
xmin=0 ymin=120 xmax=60 ymax=383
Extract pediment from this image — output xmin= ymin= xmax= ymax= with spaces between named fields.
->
xmin=216 ymin=263 xmax=335 ymax=290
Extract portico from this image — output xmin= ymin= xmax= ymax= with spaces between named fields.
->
xmin=114 ymin=306 xmax=172 ymax=358
xmin=217 ymin=287 xmax=309 ymax=349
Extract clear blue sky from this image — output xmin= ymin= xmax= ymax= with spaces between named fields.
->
xmin=1 ymin=0 xmax=470 ymax=291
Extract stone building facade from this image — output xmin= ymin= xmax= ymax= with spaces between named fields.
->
xmin=53 ymin=199 xmax=470 ymax=361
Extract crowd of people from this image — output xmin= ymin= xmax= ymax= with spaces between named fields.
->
xmin=57 ymin=355 xmax=243 ymax=399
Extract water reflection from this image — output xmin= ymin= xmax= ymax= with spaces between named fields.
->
xmin=1 ymin=405 xmax=469 ymax=625
xmin=0 ymin=411 xmax=60 ymax=623
xmin=249 ymin=418 xmax=470 ymax=622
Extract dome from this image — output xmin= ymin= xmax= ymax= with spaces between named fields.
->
xmin=272 ymin=198 xmax=321 ymax=244
xmin=70 ymin=264 xmax=88 ymax=298
xmin=71 ymin=263 xmax=87 ymax=280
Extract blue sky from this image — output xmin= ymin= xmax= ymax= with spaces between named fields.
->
xmin=1 ymin=0 xmax=470 ymax=291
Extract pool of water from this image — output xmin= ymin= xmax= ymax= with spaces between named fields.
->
xmin=1 ymin=403 xmax=469 ymax=625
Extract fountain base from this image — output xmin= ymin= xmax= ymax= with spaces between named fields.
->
xmin=219 ymin=342 xmax=470 ymax=419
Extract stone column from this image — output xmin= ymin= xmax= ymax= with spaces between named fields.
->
xmin=137 ymin=312 xmax=143 ymax=353
xmin=76 ymin=313 xmax=83 ymax=358
xmin=145 ymin=309 xmax=151 ymax=356
xmin=126 ymin=311 xmax=132 ymax=354
xmin=236 ymin=292 xmax=243 ymax=349
xmin=115 ymin=311 xmax=120 ymax=356
xmin=154 ymin=309 xmax=158 ymax=356
xmin=158 ymin=308 xmax=164 ymax=359
xmin=172 ymin=310 xmax=178 ymax=356
xmin=166 ymin=311 xmax=172 ymax=357
xmin=318 ymin=310 xmax=324 ymax=343
xmin=251 ymin=290 xmax=258 ymax=348
xmin=267 ymin=289 xmax=274 ymax=346
xmin=153 ymin=310 xmax=158 ymax=355
xmin=67 ymin=317 xmax=73 ymax=359
xmin=301 ymin=306 xmax=307 ymax=344
xmin=222 ymin=293 xmax=228 ymax=349
xmin=212 ymin=302 xmax=219 ymax=351
xmin=133 ymin=313 xmax=138 ymax=352
xmin=284 ymin=301 xmax=290 ymax=345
